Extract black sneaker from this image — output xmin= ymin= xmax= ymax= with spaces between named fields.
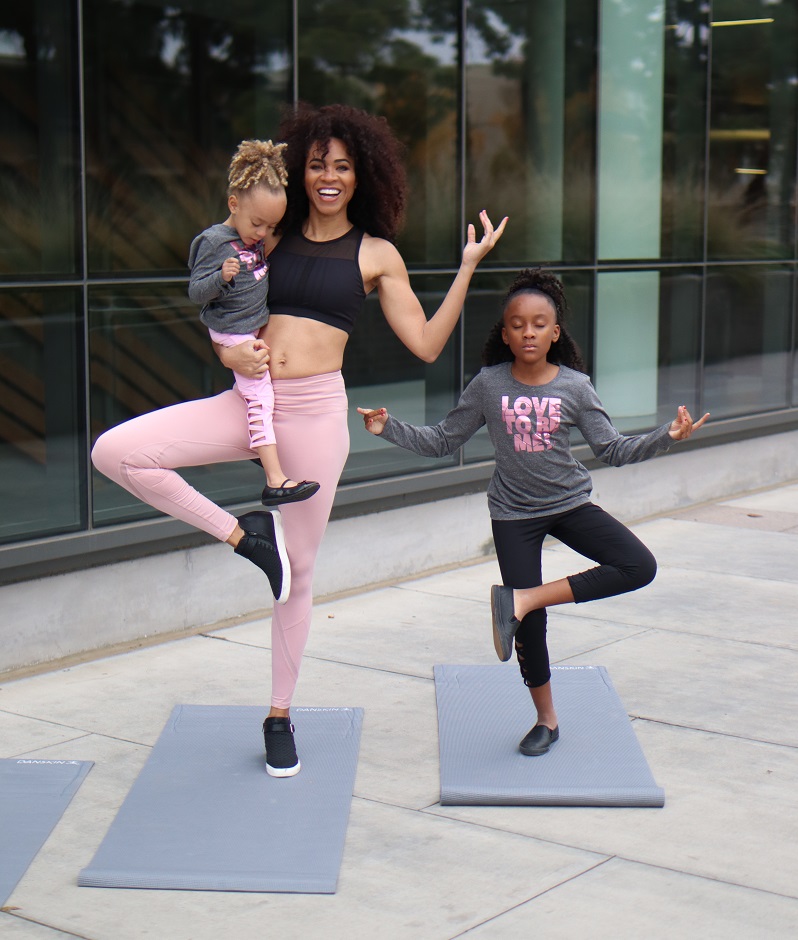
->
xmin=263 ymin=716 xmax=301 ymax=777
xmin=234 ymin=510 xmax=290 ymax=604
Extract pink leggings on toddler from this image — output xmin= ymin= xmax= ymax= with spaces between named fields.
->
xmin=91 ymin=372 xmax=350 ymax=708
xmin=207 ymin=328 xmax=276 ymax=449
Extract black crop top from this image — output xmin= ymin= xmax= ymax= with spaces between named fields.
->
xmin=266 ymin=227 xmax=367 ymax=335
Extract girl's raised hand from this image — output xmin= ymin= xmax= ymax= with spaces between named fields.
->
xmin=462 ymin=210 xmax=509 ymax=268
xmin=669 ymin=405 xmax=710 ymax=441
xmin=357 ymin=407 xmax=388 ymax=435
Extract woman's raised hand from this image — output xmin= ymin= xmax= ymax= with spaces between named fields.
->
xmin=669 ymin=405 xmax=710 ymax=441
xmin=357 ymin=407 xmax=388 ymax=435
xmin=462 ymin=210 xmax=509 ymax=268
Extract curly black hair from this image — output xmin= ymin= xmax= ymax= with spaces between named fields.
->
xmin=276 ymin=103 xmax=407 ymax=242
xmin=482 ymin=268 xmax=585 ymax=372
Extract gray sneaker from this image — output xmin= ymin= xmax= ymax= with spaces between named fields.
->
xmin=490 ymin=584 xmax=519 ymax=662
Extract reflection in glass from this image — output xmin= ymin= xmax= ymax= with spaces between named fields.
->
xmin=0 ymin=3 xmax=80 ymax=276
xmin=343 ymin=275 xmax=460 ymax=481
xmin=465 ymin=0 xmax=598 ymax=265
xmin=708 ymin=2 xmax=798 ymax=259
xmin=661 ymin=0 xmax=709 ymax=261
xmin=89 ymin=284 xmax=260 ymax=526
xmin=657 ymin=268 xmax=702 ymax=421
xmin=704 ymin=265 xmax=793 ymax=417
xmin=597 ymin=0 xmax=665 ymax=261
xmin=83 ymin=0 xmax=291 ymax=276
xmin=0 ymin=290 xmax=85 ymax=543
xmin=297 ymin=0 xmax=459 ymax=265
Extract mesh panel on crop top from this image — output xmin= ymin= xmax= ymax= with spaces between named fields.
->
xmin=267 ymin=227 xmax=366 ymax=335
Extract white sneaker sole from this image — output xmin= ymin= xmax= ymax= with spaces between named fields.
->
xmin=269 ymin=509 xmax=291 ymax=604
xmin=266 ymin=758 xmax=301 ymax=778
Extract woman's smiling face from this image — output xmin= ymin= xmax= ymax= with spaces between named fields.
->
xmin=304 ymin=138 xmax=357 ymax=217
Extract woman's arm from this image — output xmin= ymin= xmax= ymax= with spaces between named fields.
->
xmin=371 ymin=210 xmax=508 ymax=363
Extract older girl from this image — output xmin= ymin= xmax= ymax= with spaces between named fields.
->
xmin=359 ymin=268 xmax=708 ymax=758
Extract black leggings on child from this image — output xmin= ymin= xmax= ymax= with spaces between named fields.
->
xmin=492 ymin=502 xmax=657 ymax=689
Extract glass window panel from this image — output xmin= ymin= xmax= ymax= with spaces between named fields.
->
xmin=465 ymin=0 xmax=598 ymax=265
xmin=597 ymin=0 xmax=666 ymax=261
xmin=297 ymin=1 xmax=459 ymax=265
xmin=462 ymin=269 xmax=593 ymax=463
xmin=0 ymin=2 xmax=80 ymax=277
xmin=0 ymin=288 xmax=85 ymax=543
xmin=708 ymin=1 xmax=798 ymax=260
xmin=89 ymin=284 xmax=262 ymax=526
xmin=661 ymin=0 xmax=709 ymax=261
xmin=343 ymin=274 xmax=460 ymax=481
xmin=704 ymin=264 xmax=793 ymax=418
xmin=657 ymin=267 xmax=703 ymax=420
xmin=83 ymin=0 xmax=292 ymax=277
xmin=595 ymin=271 xmax=661 ymax=428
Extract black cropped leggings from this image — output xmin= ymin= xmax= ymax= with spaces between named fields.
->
xmin=492 ymin=502 xmax=657 ymax=689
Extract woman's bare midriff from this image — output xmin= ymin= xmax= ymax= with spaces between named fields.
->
xmin=260 ymin=315 xmax=349 ymax=379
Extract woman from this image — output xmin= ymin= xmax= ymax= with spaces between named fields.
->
xmin=92 ymin=103 xmax=507 ymax=777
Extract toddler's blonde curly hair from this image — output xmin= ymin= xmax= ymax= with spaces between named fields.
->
xmin=227 ymin=139 xmax=288 ymax=194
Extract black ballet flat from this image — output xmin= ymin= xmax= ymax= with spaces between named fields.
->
xmin=261 ymin=480 xmax=320 ymax=507
xmin=519 ymin=724 xmax=559 ymax=756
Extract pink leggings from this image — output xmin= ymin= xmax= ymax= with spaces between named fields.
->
xmin=91 ymin=372 xmax=350 ymax=708
xmin=207 ymin=329 xmax=276 ymax=448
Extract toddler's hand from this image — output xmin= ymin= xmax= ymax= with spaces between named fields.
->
xmin=221 ymin=256 xmax=240 ymax=282
xmin=357 ymin=407 xmax=388 ymax=435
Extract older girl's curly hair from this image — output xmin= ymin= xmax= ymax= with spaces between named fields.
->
xmin=482 ymin=268 xmax=585 ymax=372
xmin=227 ymin=139 xmax=288 ymax=194
xmin=277 ymin=103 xmax=407 ymax=242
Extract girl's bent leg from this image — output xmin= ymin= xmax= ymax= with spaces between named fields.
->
xmin=90 ymin=390 xmax=254 ymax=542
xmin=552 ymin=503 xmax=657 ymax=604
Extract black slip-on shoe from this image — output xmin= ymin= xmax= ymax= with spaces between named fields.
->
xmin=490 ymin=584 xmax=519 ymax=662
xmin=519 ymin=724 xmax=559 ymax=756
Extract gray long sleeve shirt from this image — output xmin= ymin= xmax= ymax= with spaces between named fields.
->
xmin=380 ymin=363 xmax=675 ymax=520
xmin=187 ymin=223 xmax=270 ymax=333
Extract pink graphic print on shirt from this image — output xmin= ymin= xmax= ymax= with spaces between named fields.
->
xmin=232 ymin=240 xmax=268 ymax=281
xmin=502 ymin=395 xmax=561 ymax=452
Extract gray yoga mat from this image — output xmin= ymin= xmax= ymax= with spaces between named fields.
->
xmin=434 ymin=664 xmax=665 ymax=807
xmin=1 ymin=758 xmax=93 ymax=905
xmin=78 ymin=705 xmax=363 ymax=893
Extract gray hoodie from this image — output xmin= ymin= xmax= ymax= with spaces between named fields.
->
xmin=187 ymin=223 xmax=270 ymax=333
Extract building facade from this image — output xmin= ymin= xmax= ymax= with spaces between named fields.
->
xmin=1 ymin=0 xmax=797 ymax=585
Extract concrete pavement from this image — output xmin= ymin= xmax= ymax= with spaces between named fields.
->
xmin=1 ymin=481 xmax=798 ymax=938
